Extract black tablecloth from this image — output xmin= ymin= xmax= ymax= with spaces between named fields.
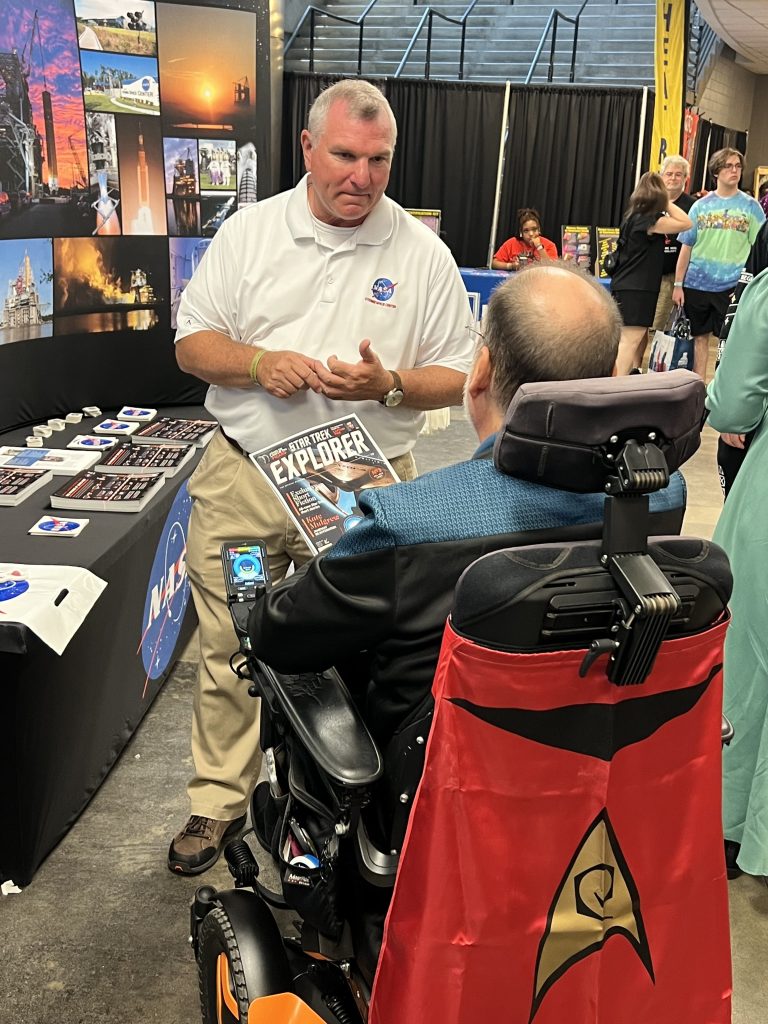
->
xmin=0 ymin=406 xmax=207 ymax=885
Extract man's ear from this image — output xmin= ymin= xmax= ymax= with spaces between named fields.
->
xmin=467 ymin=344 xmax=492 ymax=398
xmin=300 ymin=130 xmax=312 ymax=172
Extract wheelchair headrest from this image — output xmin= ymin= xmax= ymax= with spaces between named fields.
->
xmin=493 ymin=369 xmax=705 ymax=493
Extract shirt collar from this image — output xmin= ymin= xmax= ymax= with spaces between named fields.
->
xmin=286 ymin=174 xmax=394 ymax=246
xmin=473 ymin=433 xmax=497 ymax=460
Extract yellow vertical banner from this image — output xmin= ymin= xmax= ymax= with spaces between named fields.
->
xmin=650 ymin=0 xmax=685 ymax=170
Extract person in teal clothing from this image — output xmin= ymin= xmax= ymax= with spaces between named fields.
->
xmin=707 ymin=265 xmax=768 ymax=878
xmin=674 ymin=148 xmax=765 ymax=378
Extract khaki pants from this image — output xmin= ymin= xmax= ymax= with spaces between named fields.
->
xmin=652 ymin=273 xmax=676 ymax=334
xmin=185 ymin=429 xmax=416 ymax=818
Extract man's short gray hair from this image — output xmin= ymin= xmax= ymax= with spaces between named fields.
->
xmin=660 ymin=155 xmax=690 ymax=177
xmin=307 ymin=80 xmax=397 ymax=147
xmin=483 ymin=262 xmax=621 ymax=411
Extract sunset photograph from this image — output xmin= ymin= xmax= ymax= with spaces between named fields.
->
xmin=155 ymin=3 xmax=256 ymax=138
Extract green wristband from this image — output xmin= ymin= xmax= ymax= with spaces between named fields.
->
xmin=249 ymin=349 xmax=267 ymax=386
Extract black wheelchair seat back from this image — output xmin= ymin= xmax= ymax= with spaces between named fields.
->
xmin=451 ymin=536 xmax=732 ymax=653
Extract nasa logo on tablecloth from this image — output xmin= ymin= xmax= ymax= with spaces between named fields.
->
xmin=140 ymin=482 xmax=192 ymax=683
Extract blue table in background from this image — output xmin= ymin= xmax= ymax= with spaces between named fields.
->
xmin=460 ymin=267 xmax=612 ymax=327
xmin=459 ymin=268 xmax=509 ymax=324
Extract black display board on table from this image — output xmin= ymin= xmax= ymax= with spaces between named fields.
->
xmin=0 ymin=408 xmax=207 ymax=887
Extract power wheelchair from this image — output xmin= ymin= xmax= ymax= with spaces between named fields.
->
xmin=190 ymin=369 xmax=733 ymax=1024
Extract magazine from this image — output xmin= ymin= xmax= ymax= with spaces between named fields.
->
xmin=132 ymin=417 xmax=218 ymax=447
xmin=0 ymin=467 xmax=54 ymax=506
xmin=95 ymin=442 xmax=196 ymax=477
xmin=251 ymin=415 xmax=399 ymax=554
xmin=50 ymin=471 xmax=166 ymax=513
xmin=0 ymin=446 xmax=101 ymax=476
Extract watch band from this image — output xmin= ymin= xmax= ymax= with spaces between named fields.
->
xmin=380 ymin=370 xmax=404 ymax=406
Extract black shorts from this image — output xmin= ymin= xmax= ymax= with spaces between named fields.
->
xmin=611 ymin=289 xmax=658 ymax=328
xmin=683 ymin=287 xmax=731 ymax=337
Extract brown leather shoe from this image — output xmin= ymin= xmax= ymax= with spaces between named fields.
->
xmin=168 ymin=814 xmax=247 ymax=875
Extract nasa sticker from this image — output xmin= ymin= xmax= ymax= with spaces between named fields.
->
xmin=67 ymin=435 xmax=118 ymax=450
xmin=366 ymin=277 xmax=398 ymax=308
xmin=29 ymin=515 xmax=89 ymax=537
xmin=140 ymin=481 xmax=193 ymax=684
xmin=117 ymin=406 xmax=157 ymax=423
xmin=93 ymin=418 xmax=139 ymax=435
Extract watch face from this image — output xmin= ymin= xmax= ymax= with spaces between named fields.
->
xmin=385 ymin=389 xmax=404 ymax=408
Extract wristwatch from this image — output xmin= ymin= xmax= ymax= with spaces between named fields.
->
xmin=380 ymin=370 xmax=404 ymax=407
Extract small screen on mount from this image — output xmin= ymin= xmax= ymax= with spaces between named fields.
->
xmin=221 ymin=540 xmax=270 ymax=600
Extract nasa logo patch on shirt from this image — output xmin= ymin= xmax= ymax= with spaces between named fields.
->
xmin=366 ymin=277 xmax=398 ymax=308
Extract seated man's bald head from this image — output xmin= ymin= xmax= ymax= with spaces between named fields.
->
xmin=484 ymin=261 xmax=621 ymax=412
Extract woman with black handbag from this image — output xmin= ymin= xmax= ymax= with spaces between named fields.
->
xmin=611 ymin=172 xmax=692 ymax=375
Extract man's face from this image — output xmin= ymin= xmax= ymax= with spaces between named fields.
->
xmin=662 ymin=165 xmax=686 ymax=199
xmin=301 ymin=101 xmax=394 ymax=226
xmin=716 ymin=157 xmax=742 ymax=190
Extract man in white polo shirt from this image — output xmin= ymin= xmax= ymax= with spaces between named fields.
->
xmin=169 ymin=79 xmax=473 ymax=874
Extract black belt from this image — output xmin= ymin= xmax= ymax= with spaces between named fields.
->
xmin=220 ymin=428 xmax=249 ymax=458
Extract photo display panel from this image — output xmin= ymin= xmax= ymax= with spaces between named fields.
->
xmin=0 ymin=0 xmax=260 ymax=348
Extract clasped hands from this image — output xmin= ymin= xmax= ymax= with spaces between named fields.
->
xmin=256 ymin=339 xmax=393 ymax=402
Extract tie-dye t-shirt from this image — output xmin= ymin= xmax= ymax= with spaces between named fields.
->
xmin=678 ymin=191 xmax=765 ymax=292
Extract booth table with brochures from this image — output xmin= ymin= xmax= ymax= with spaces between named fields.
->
xmin=0 ymin=407 xmax=207 ymax=888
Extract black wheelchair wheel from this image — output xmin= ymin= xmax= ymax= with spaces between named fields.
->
xmin=198 ymin=905 xmax=254 ymax=1024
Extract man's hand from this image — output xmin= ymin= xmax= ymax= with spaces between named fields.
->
xmin=313 ymin=339 xmax=393 ymax=402
xmin=720 ymin=433 xmax=746 ymax=449
xmin=672 ymin=286 xmax=685 ymax=307
xmin=257 ymin=350 xmax=321 ymax=399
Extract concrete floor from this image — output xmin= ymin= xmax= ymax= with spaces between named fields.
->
xmin=1 ymin=398 xmax=767 ymax=1023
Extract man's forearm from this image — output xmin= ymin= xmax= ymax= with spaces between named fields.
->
xmin=175 ymin=330 xmax=257 ymax=388
xmin=396 ymin=365 xmax=467 ymax=410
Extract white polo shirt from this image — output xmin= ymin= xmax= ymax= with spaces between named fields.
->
xmin=174 ymin=175 xmax=473 ymax=457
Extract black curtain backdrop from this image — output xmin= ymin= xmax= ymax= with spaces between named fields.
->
xmin=690 ymin=119 xmax=749 ymax=193
xmin=382 ymin=79 xmax=505 ymax=267
xmin=497 ymin=85 xmax=647 ymax=252
xmin=283 ymin=73 xmax=505 ymax=266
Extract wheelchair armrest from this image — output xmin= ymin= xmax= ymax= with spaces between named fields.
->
xmin=254 ymin=661 xmax=384 ymax=788
xmin=355 ymin=814 xmax=399 ymax=888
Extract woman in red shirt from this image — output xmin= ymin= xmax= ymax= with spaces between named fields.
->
xmin=492 ymin=208 xmax=558 ymax=270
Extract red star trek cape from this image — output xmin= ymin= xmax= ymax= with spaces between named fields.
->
xmin=369 ymin=620 xmax=731 ymax=1024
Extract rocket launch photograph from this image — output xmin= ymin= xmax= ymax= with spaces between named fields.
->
xmin=114 ymin=114 xmax=166 ymax=235
xmin=1 ymin=0 xmax=90 ymax=238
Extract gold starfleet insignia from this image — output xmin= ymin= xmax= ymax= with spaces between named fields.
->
xmin=530 ymin=808 xmax=654 ymax=1021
